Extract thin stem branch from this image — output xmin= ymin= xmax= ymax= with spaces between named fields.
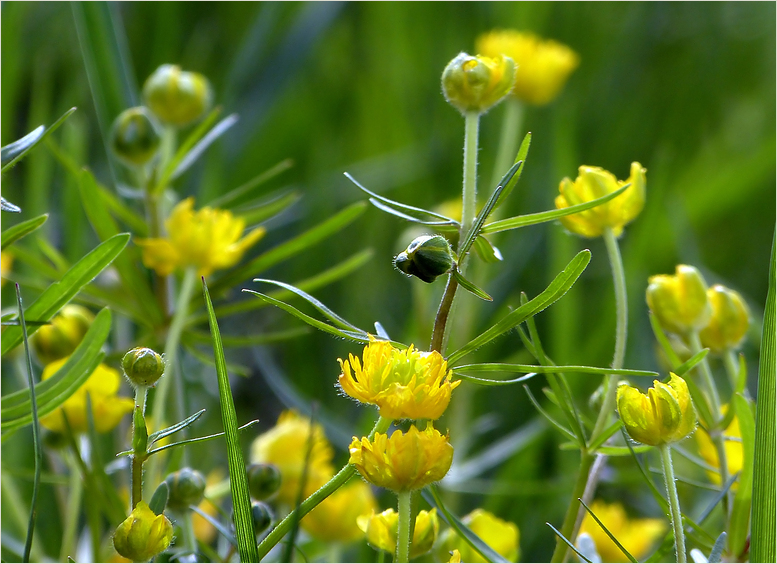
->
xmin=396 ymin=490 xmax=412 ymax=563
xmin=660 ymin=444 xmax=687 ymax=563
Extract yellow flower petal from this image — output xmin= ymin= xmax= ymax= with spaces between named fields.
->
xmin=438 ymin=508 xmax=520 ymax=563
xmin=696 ymin=405 xmax=744 ymax=488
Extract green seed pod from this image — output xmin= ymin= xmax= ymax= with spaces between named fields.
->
xmin=247 ymin=463 xmax=282 ymax=501
xmin=394 ymin=235 xmax=455 ymax=283
xmin=251 ymin=501 xmax=273 ymax=535
xmin=143 ymin=64 xmax=212 ymax=127
xmin=122 ymin=347 xmax=166 ymax=388
xmin=164 ymin=467 xmax=207 ymax=511
xmin=110 ymin=107 xmax=162 ymax=166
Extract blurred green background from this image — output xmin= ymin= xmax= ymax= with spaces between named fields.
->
xmin=2 ymin=2 xmax=774 ymax=561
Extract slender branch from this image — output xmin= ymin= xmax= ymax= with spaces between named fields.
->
xmin=430 ymin=273 xmax=459 ymax=353
xmin=660 ymin=445 xmax=687 ymax=563
xmin=396 ymin=490 xmax=412 ymax=563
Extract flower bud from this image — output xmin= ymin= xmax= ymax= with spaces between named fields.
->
xmin=247 ymin=463 xmax=282 ymax=501
xmin=358 ymin=508 xmax=439 ymax=558
xmin=113 ymin=501 xmax=173 ymax=562
xmin=251 ymin=501 xmax=273 ymax=535
xmin=143 ymin=64 xmax=212 ymax=127
xmin=699 ymin=285 xmax=750 ymax=353
xmin=110 ymin=107 xmax=162 ymax=167
xmin=165 ymin=467 xmax=207 ymax=510
xmin=646 ymin=265 xmax=712 ymax=335
xmin=32 ymin=305 xmax=94 ymax=365
xmin=394 ymin=235 xmax=455 ymax=283
xmin=122 ymin=347 xmax=165 ymax=388
xmin=442 ymin=53 xmax=516 ymax=114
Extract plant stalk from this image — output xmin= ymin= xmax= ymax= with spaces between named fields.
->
xmin=461 ymin=111 xmax=480 ymax=247
xmin=396 ymin=490 xmax=412 ymax=563
xmin=131 ymin=386 xmax=149 ymax=510
xmin=550 ymin=452 xmax=595 ymax=563
xmin=490 ymin=97 xmax=525 ymax=193
xmin=723 ymin=349 xmax=741 ymax=391
xmin=660 ymin=444 xmax=687 ymax=563
xmin=430 ymin=273 xmax=459 ymax=353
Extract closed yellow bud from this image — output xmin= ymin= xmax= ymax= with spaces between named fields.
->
xmin=357 ymin=508 xmax=439 ymax=558
xmin=110 ymin=107 xmax=162 ymax=167
xmin=617 ymin=374 xmax=696 ymax=446
xmin=442 ymin=52 xmax=516 ymax=114
xmin=699 ymin=285 xmax=750 ymax=353
xmin=32 ymin=305 xmax=94 ymax=365
xmin=113 ymin=501 xmax=173 ymax=562
xmin=143 ymin=64 xmax=212 ymax=127
xmin=437 ymin=509 xmax=520 ymax=563
xmin=647 ymin=265 xmax=712 ymax=335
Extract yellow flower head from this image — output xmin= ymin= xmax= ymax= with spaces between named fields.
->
xmin=646 ymin=265 xmax=712 ymax=336
xmin=349 ymin=425 xmax=453 ymax=492
xmin=696 ymin=405 xmax=743 ymax=488
xmin=555 ymin=162 xmax=646 ymax=238
xmin=617 ymin=374 xmax=696 ymax=447
xmin=301 ymin=479 xmax=376 ymax=543
xmin=249 ymin=410 xmax=335 ymax=504
xmin=136 ymin=198 xmax=265 ymax=277
xmin=32 ymin=304 xmax=95 ymax=365
xmin=338 ymin=341 xmax=460 ymax=421
xmin=39 ymin=358 xmax=134 ymax=434
xmin=1 ymin=250 xmax=13 ymax=286
xmin=578 ymin=500 xmax=666 ymax=562
xmin=476 ymin=30 xmax=579 ymax=105
xmin=438 ymin=508 xmax=520 ymax=563
xmin=699 ymin=285 xmax=750 ymax=353
xmin=442 ymin=52 xmax=516 ymax=114
xmin=113 ymin=501 xmax=173 ymax=563
xmin=358 ymin=508 xmax=439 ymax=558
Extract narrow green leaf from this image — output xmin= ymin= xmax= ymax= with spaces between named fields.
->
xmin=36 ymin=236 xmax=70 ymax=274
xmin=453 ymin=270 xmax=493 ymax=301
xmin=148 ymin=420 xmax=260 ymax=456
xmin=472 ymin=235 xmax=503 ymax=263
xmin=208 ymin=158 xmax=294 ymax=208
xmin=185 ymin=343 xmax=250 ymax=377
xmin=236 ymin=190 xmax=301 ymax=227
xmin=735 ymin=353 xmax=748 ymax=395
xmin=546 ymin=522 xmax=592 ymax=563
xmin=453 ymin=363 xmax=657 ymax=378
xmin=674 ymin=349 xmax=710 ymax=377
xmin=455 ymin=372 xmax=538 ymax=386
xmin=578 ymin=498 xmax=637 ymax=562
xmin=493 ymin=132 xmax=531 ymax=210
xmin=694 ymin=473 xmax=738 ymax=524
xmin=148 ymin=482 xmax=169 ymax=515
xmin=523 ymin=384 xmax=579 ymax=443
xmin=729 ymin=394 xmax=755 ymax=557
xmin=709 ymin=532 xmax=727 ymax=563
xmin=202 ymin=279 xmax=259 ymax=562
xmin=587 ymin=420 xmax=623 ymax=452
xmin=148 ymin=409 xmax=206 ymax=445
xmin=683 ymin=372 xmax=714 ymax=431
xmin=447 ymin=250 xmax=591 ymax=364
xmin=1 ymin=215 xmax=48 ymax=251
xmin=183 ymin=327 xmax=310 ymax=348
xmin=1 ymin=107 xmax=77 ymax=173
xmin=190 ymin=504 xmax=237 ymax=546
xmin=648 ymin=312 xmax=683 ymax=368
xmin=368 ymin=198 xmax=460 ymax=231
xmin=171 ymin=114 xmax=239 ymax=181
xmin=559 ymin=444 xmax=652 ymax=456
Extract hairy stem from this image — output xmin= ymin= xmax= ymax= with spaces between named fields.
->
xmin=461 ymin=111 xmax=480 ymax=243
xmin=660 ymin=444 xmax=687 ymax=563
xmin=396 ymin=490 xmax=412 ymax=563
xmin=430 ymin=274 xmax=459 ymax=353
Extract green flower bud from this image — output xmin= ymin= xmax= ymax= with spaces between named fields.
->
xmin=251 ymin=501 xmax=273 ymax=535
xmin=699 ymin=285 xmax=750 ymax=353
xmin=646 ymin=265 xmax=712 ymax=335
xmin=247 ymin=463 xmax=282 ymax=501
xmin=32 ymin=304 xmax=94 ymax=365
xmin=122 ymin=347 xmax=166 ymax=388
xmin=442 ymin=52 xmax=516 ymax=114
xmin=143 ymin=64 xmax=212 ymax=127
xmin=110 ymin=107 xmax=162 ymax=167
xmin=394 ymin=235 xmax=455 ymax=283
xmin=164 ymin=467 xmax=207 ymax=511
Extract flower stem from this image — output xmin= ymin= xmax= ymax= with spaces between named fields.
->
xmin=660 ymin=444 xmax=686 ymax=563
xmin=490 ymin=97 xmax=525 ymax=193
xmin=550 ymin=452 xmax=595 ymax=563
xmin=181 ymin=511 xmax=198 ymax=558
xmin=131 ymin=386 xmax=149 ymax=510
xmin=430 ymin=273 xmax=459 ymax=353
xmin=723 ymin=349 xmax=741 ymax=390
xmin=460 ymin=111 xmax=480 ymax=248
xmin=396 ymin=490 xmax=412 ymax=563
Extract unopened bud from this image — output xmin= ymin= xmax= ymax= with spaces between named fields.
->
xmin=143 ymin=64 xmax=212 ymax=127
xmin=700 ymin=285 xmax=750 ymax=353
xmin=110 ymin=107 xmax=162 ymax=167
xmin=122 ymin=347 xmax=165 ymax=388
xmin=164 ymin=467 xmax=207 ymax=511
xmin=394 ymin=235 xmax=455 ymax=283
xmin=247 ymin=463 xmax=282 ymax=501
xmin=32 ymin=305 xmax=94 ymax=365
xmin=646 ymin=265 xmax=711 ymax=335
xmin=442 ymin=53 xmax=516 ymax=114
xmin=113 ymin=501 xmax=173 ymax=562
xmin=251 ymin=501 xmax=273 ymax=535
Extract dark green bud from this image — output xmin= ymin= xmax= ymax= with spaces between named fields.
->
xmin=110 ymin=107 xmax=161 ymax=166
xmin=247 ymin=463 xmax=282 ymax=501
xmin=251 ymin=502 xmax=273 ymax=535
xmin=164 ymin=467 xmax=206 ymax=510
xmin=122 ymin=347 xmax=166 ymax=388
xmin=394 ymin=235 xmax=455 ymax=283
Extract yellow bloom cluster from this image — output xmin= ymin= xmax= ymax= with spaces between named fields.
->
xmin=578 ymin=500 xmax=665 ymax=562
xmin=438 ymin=508 xmax=520 ymax=563
xmin=358 ymin=508 xmax=439 ymax=558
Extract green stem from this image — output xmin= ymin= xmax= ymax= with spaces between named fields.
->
xmin=550 ymin=452 xmax=595 ymax=563
xmin=660 ymin=444 xmax=686 ymax=563
xmin=490 ymin=97 xmax=525 ymax=193
xmin=430 ymin=273 xmax=459 ymax=353
xmin=396 ymin=490 xmax=412 ymax=563
xmin=131 ymin=387 xmax=149 ymax=510
xmin=256 ymin=416 xmax=392 ymax=560
xmin=59 ymin=453 xmax=83 ymax=562
xmin=460 ymin=111 xmax=480 ymax=248
xmin=181 ymin=511 xmax=198 ymax=557
xmin=723 ymin=349 xmax=740 ymax=390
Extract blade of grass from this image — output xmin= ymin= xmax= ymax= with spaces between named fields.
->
xmin=729 ymin=394 xmax=755 ymax=557
xmin=170 ymin=114 xmax=239 ymax=180
xmin=208 ymin=158 xmax=294 ymax=208
xmin=578 ymin=498 xmax=637 ymax=562
xmin=235 ymin=190 xmax=301 ymax=227
xmin=1 ymin=215 xmax=48 ymax=251
xmin=453 ymin=363 xmax=657 ymax=377
xmin=674 ymin=349 xmax=710 ymax=377
xmin=523 ymin=385 xmax=579 ymax=444
xmin=1 ymin=108 xmax=77 ymax=173
xmin=546 ymin=522 xmax=592 ymax=563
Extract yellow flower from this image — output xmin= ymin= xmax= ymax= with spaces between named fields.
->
xmin=699 ymin=285 xmax=750 ymax=353
xmin=113 ymin=501 xmax=173 ymax=563
xmin=31 ymin=304 xmax=95 ymax=365
xmin=438 ymin=508 xmax=520 ymax=563
xmin=39 ymin=358 xmax=134 ymax=434
xmin=442 ymin=52 xmax=516 ymax=114
xmin=349 ymin=425 xmax=453 ymax=492
xmin=1 ymin=250 xmax=13 ymax=286
xmin=695 ymin=406 xmax=743 ymax=488
xmin=554 ymin=162 xmax=646 ymax=238
xmin=358 ymin=508 xmax=439 ymax=558
xmin=249 ymin=410 xmax=335 ymax=504
xmin=136 ymin=198 xmax=265 ymax=277
xmin=578 ymin=500 xmax=665 ymax=562
xmin=338 ymin=341 xmax=460 ymax=421
xmin=476 ymin=30 xmax=579 ymax=105
xmin=301 ymin=478 xmax=376 ymax=543
xmin=646 ymin=265 xmax=712 ymax=335
xmin=617 ymin=374 xmax=696 ymax=447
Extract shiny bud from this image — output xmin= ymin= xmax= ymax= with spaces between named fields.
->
xmin=164 ymin=468 xmax=207 ymax=511
xmin=122 ymin=347 xmax=166 ymax=388
xmin=143 ymin=64 xmax=212 ymax=127
xmin=699 ymin=285 xmax=750 ymax=353
xmin=646 ymin=265 xmax=712 ymax=335
xmin=113 ymin=501 xmax=173 ymax=562
xmin=32 ymin=305 xmax=94 ymax=365
xmin=251 ymin=501 xmax=273 ymax=535
xmin=442 ymin=52 xmax=516 ymax=114
xmin=247 ymin=463 xmax=282 ymax=501
xmin=394 ymin=235 xmax=455 ymax=283
xmin=110 ymin=107 xmax=162 ymax=167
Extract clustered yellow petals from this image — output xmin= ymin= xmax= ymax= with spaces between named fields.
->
xmin=442 ymin=52 xmax=516 ymax=114
xmin=555 ymin=162 xmax=646 ymax=238
xmin=113 ymin=501 xmax=174 ymax=563
xmin=358 ymin=508 xmax=439 ymax=558
xmin=476 ymin=30 xmax=579 ymax=105
xmin=699 ymin=285 xmax=750 ymax=353
xmin=578 ymin=500 xmax=666 ymax=563
xmin=338 ymin=340 xmax=460 ymax=421
xmin=32 ymin=304 xmax=94 ymax=365
xmin=301 ymin=479 xmax=376 ymax=542
xmin=695 ymin=405 xmax=744 ymax=488
xmin=349 ymin=425 xmax=453 ymax=492
xmin=136 ymin=197 xmax=265 ymax=277
xmin=39 ymin=358 xmax=134 ymax=434
xmin=438 ymin=508 xmax=520 ymax=563
xmin=617 ymin=374 xmax=696 ymax=447
xmin=646 ymin=265 xmax=712 ymax=336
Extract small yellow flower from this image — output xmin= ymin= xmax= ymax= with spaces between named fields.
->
xmin=1 ymin=250 xmax=13 ymax=286
xmin=31 ymin=304 xmax=95 ymax=365
xmin=39 ymin=358 xmax=134 ymax=434
xmin=476 ymin=30 xmax=579 ymax=105
xmin=578 ymin=500 xmax=666 ymax=562
xmin=136 ymin=198 xmax=265 ymax=277
xmin=338 ymin=341 xmax=460 ymax=421
xmin=113 ymin=501 xmax=174 ymax=563
xmin=699 ymin=285 xmax=750 ymax=353
xmin=301 ymin=478 xmax=376 ymax=543
xmin=442 ymin=52 xmax=516 ymax=114
xmin=646 ymin=265 xmax=712 ymax=335
xmin=249 ymin=410 xmax=335 ymax=504
xmin=696 ymin=406 xmax=743 ymax=488
xmin=358 ymin=508 xmax=439 ymax=558
xmin=554 ymin=162 xmax=646 ymax=238
xmin=617 ymin=374 xmax=696 ymax=447
xmin=349 ymin=425 xmax=453 ymax=492
xmin=438 ymin=508 xmax=520 ymax=563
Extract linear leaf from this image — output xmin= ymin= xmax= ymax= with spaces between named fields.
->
xmin=729 ymin=394 xmax=755 ymax=557
xmin=453 ymin=270 xmax=493 ymax=301
xmin=523 ymin=385 xmax=578 ymax=443
xmin=709 ymin=532 xmax=727 ymax=563
xmin=367 ymin=198 xmax=459 ymax=230
xmin=546 ymin=522 xmax=592 ymax=563
xmin=183 ymin=327 xmax=310 ymax=348
xmin=453 ymin=363 xmax=657 ymax=378
xmin=1 ymin=108 xmax=77 ymax=172
xmin=674 ymin=349 xmax=710 ymax=376
xmin=1 ymin=215 xmax=48 ymax=251
xmin=455 ymin=373 xmax=538 ymax=386
xmin=209 ymin=159 xmax=294 ymax=209
xmin=578 ymin=498 xmax=637 ymax=563
xmin=493 ymin=132 xmax=531 ymax=210
xmin=648 ymin=312 xmax=683 ymax=368
xmin=587 ymin=420 xmax=624 ymax=452
xmin=473 ymin=235 xmax=503 ymax=263
xmin=148 ymin=420 xmax=260 ymax=456
xmin=148 ymin=409 xmax=206 ymax=445
xmin=171 ymin=114 xmax=239 ymax=180
xmin=236 ymin=191 xmax=301 ymax=227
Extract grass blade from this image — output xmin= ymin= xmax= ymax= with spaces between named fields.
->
xmin=368 ymin=198 xmax=459 ymax=230
xmin=546 ymin=522 xmax=592 ymax=563
xmin=453 ymin=270 xmax=493 ymax=301
xmin=523 ymin=385 xmax=579 ymax=443
xmin=235 ymin=190 xmax=301 ymax=227
xmin=208 ymin=158 xmax=294 ymax=209
xmin=1 ymin=108 xmax=77 ymax=173
xmin=1 ymin=214 xmax=48 ymax=251
xmin=578 ymin=498 xmax=637 ymax=563
xmin=493 ymin=132 xmax=531 ymax=210
xmin=674 ymin=349 xmax=710 ymax=377
xmin=453 ymin=363 xmax=657 ymax=378
xmin=729 ymin=393 xmax=755 ymax=557
xmin=171 ymin=114 xmax=239 ymax=180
